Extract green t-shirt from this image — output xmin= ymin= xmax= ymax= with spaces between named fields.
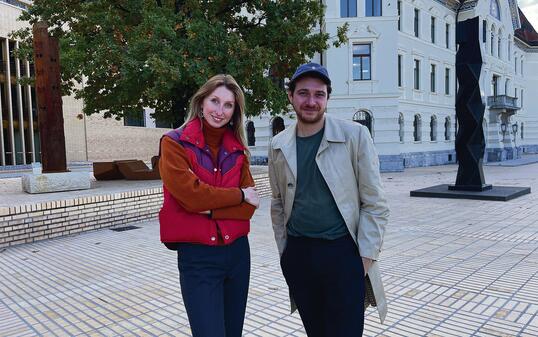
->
xmin=286 ymin=127 xmax=348 ymax=239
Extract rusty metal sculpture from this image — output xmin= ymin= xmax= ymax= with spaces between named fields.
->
xmin=32 ymin=22 xmax=67 ymax=173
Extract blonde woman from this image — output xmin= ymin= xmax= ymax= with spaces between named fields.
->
xmin=159 ymin=74 xmax=259 ymax=336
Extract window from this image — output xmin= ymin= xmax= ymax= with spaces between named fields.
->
xmin=508 ymin=37 xmax=511 ymax=60
xmin=414 ymin=9 xmax=420 ymax=37
xmin=521 ymin=60 xmax=524 ymax=76
xmin=155 ymin=117 xmax=174 ymax=128
xmin=482 ymin=20 xmax=487 ymax=43
xmin=430 ymin=64 xmax=436 ymax=92
xmin=341 ymin=0 xmax=357 ymax=17
xmin=430 ymin=115 xmax=437 ymax=141
xmin=444 ymin=117 xmax=451 ymax=140
xmin=353 ymin=44 xmax=371 ymax=81
xmin=445 ymin=24 xmax=450 ymax=48
xmin=124 ymin=108 xmax=145 ymax=127
xmin=398 ymin=55 xmax=403 ymax=87
xmin=414 ymin=59 xmax=420 ymax=90
xmin=246 ymin=121 xmax=255 ymax=146
xmin=397 ymin=1 xmax=402 ymax=31
xmin=353 ymin=110 xmax=373 ymax=135
xmin=498 ymin=34 xmax=501 ymax=58
xmin=399 ymin=113 xmax=404 ymax=142
xmin=366 ymin=0 xmax=382 ymax=17
xmin=445 ymin=68 xmax=450 ymax=95
xmin=515 ymin=56 xmax=518 ymax=73
xmin=413 ymin=114 xmax=422 ymax=141
xmin=492 ymin=75 xmax=498 ymax=97
xmin=521 ymin=89 xmax=523 ymax=107
xmin=271 ymin=117 xmax=285 ymax=136
xmin=521 ymin=122 xmax=524 ymax=139
xmin=490 ymin=28 xmax=494 ymax=55
xmin=431 ymin=17 xmax=436 ymax=44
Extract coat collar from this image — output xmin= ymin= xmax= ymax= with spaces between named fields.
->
xmin=179 ymin=118 xmax=245 ymax=153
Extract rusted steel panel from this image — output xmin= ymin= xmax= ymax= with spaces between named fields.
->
xmin=33 ymin=22 xmax=67 ymax=173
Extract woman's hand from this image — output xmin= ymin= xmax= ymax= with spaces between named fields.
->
xmin=241 ymin=187 xmax=260 ymax=208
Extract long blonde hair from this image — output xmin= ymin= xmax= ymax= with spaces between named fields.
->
xmin=183 ymin=74 xmax=249 ymax=153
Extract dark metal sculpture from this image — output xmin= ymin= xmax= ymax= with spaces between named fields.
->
xmin=33 ymin=22 xmax=67 ymax=173
xmin=450 ymin=17 xmax=491 ymax=191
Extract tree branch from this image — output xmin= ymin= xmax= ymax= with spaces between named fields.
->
xmin=156 ymin=0 xmax=162 ymax=7
xmin=216 ymin=0 xmax=248 ymax=17
xmin=174 ymin=0 xmax=183 ymax=14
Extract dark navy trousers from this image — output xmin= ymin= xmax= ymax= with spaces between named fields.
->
xmin=280 ymin=234 xmax=366 ymax=337
xmin=177 ymin=236 xmax=250 ymax=337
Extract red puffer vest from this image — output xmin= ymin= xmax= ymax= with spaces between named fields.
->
xmin=159 ymin=118 xmax=250 ymax=248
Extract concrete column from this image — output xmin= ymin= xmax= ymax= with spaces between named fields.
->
xmin=15 ymin=41 xmax=26 ymax=164
xmin=25 ymin=59 xmax=35 ymax=163
xmin=3 ymin=39 xmax=16 ymax=165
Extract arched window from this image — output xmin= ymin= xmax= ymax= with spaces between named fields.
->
xmin=444 ymin=117 xmax=451 ymax=140
xmin=430 ymin=115 xmax=437 ymax=141
xmin=271 ymin=117 xmax=285 ymax=136
xmin=497 ymin=31 xmax=502 ymax=58
xmin=508 ymin=36 xmax=511 ymax=60
xmin=353 ymin=109 xmax=373 ymax=135
xmin=413 ymin=114 xmax=422 ymax=141
xmin=246 ymin=121 xmax=255 ymax=146
xmin=490 ymin=26 xmax=495 ymax=55
xmin=398 ymin=113 xmax=404 ymax=142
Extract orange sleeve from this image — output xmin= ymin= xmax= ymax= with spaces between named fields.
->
xmin=159 ymin=136 xmax=242 ymax=212
xmin=211 ymin=156 xmax=257 ymax=220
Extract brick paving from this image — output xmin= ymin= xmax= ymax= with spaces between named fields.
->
xmin=1 ymin=163 xmax=538 ymax=336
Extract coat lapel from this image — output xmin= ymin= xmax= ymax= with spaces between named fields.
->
xmin=275 ymin=123 xmax=298 ymax=182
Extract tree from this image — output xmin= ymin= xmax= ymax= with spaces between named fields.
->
xmin=12 ymin=0 xmax=347 ymax=126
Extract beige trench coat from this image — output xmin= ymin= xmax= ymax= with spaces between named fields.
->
xmin=268 ymin=114 xmax=389 ymax=323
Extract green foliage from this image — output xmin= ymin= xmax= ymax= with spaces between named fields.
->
xmin=11 ymin=0 xmax=348 ymax=126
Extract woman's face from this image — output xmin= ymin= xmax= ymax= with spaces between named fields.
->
xmin=201 ymin=85 xmax=236 ymax=128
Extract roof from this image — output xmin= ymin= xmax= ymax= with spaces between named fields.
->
xmin=515 ymin=8 xmax=538 ymax=46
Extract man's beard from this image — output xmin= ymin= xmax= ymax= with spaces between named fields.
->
xmin=295 ymin=105 xmax=326 ymax=124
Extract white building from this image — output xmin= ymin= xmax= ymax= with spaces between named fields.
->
xmin=247 ymin=0 xmax=538 ymax=171
xmin=2 ymin=0 xmax=537 ymax=171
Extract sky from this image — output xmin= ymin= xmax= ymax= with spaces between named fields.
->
xmin=520 ymin=0 xmax=538 ymax=30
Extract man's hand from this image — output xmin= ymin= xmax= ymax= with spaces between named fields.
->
xmin=362 ymin=257 xmax=373 ymax=276
xmin=242 ymin=187 xmax=260 ymax=208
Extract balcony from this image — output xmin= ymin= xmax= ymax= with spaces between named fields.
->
xmin=487 ymin=95 xmax=520 ymax=111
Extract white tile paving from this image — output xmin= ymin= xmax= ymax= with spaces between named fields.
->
xmin=1 ymin=163 xmax=538 ymax=336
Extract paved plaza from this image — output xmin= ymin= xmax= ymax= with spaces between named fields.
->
xmin=1 ymin=162 xmax=538 ymax=336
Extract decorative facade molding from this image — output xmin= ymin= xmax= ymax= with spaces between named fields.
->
xmin=508 ymin=0 xmax=521 ymax=30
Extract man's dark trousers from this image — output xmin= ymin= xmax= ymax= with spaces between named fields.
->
xmin=177 ymin=236 xmax=250 ymax=337
xmin=281 ymin=234 xmax=366 ymax=337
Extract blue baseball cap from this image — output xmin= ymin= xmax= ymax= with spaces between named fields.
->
xmin=288 ymin=62 xmax=331 ymax=87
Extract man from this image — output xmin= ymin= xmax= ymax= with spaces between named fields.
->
xmin=268 ymin=62 xmax=389 ymax=337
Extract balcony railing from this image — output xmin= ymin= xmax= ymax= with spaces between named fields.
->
xmin=487 ymin=95 xmax=520 ymax=110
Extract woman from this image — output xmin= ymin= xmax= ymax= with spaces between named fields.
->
xmin=159 ymin=74 xmax=259 ymax=337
